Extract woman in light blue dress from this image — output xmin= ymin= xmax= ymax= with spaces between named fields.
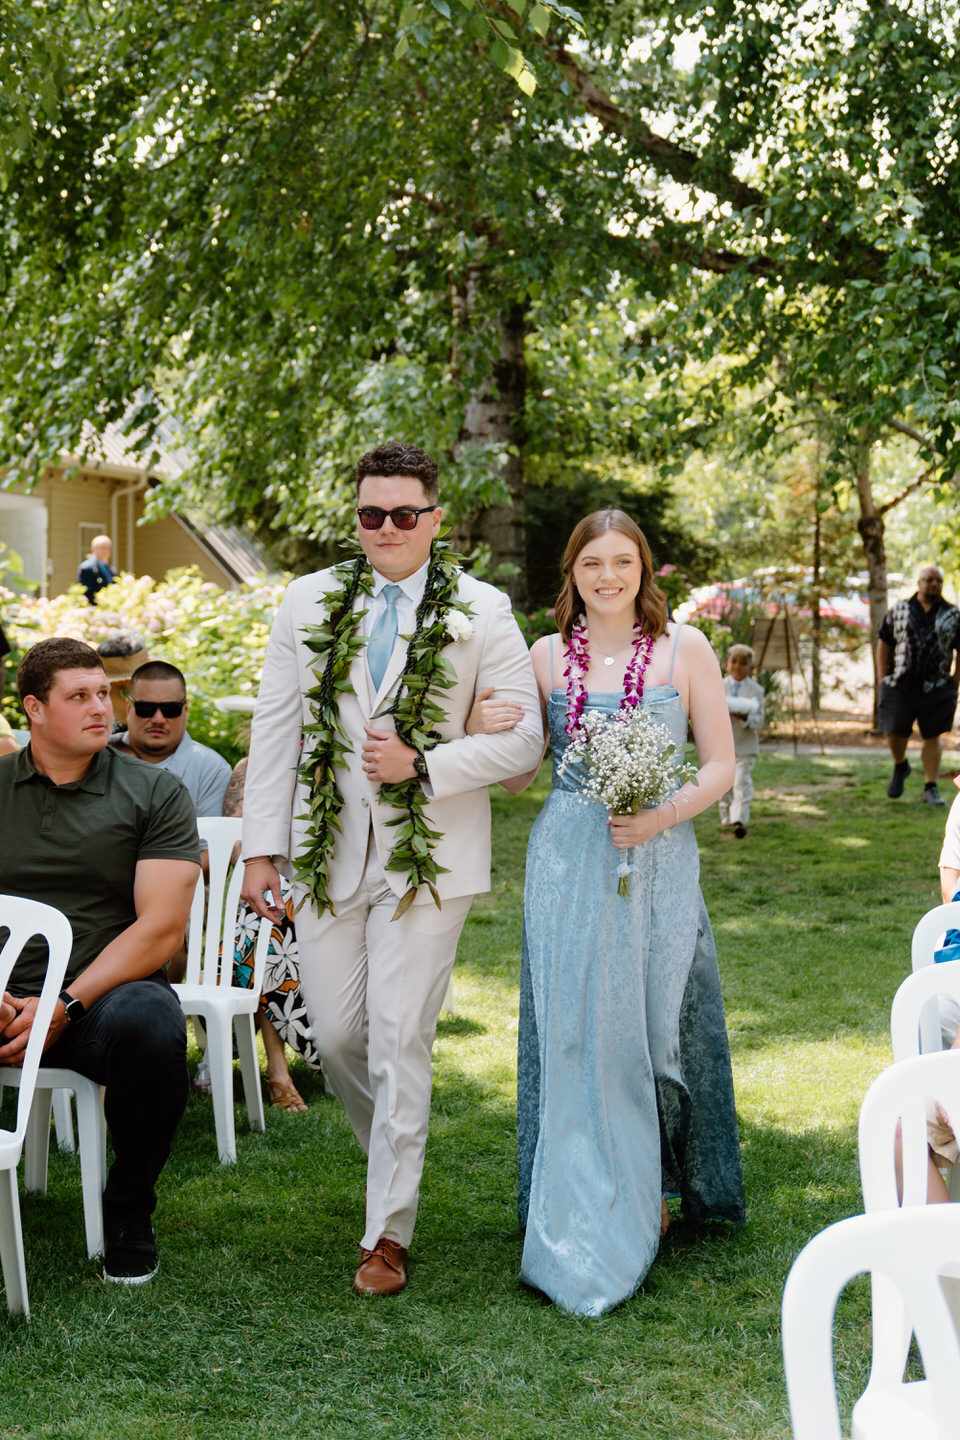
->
xmin=474 ymin=510 xmax=745 ymax=1315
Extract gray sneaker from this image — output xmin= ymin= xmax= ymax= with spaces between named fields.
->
xmin=887 ymin=760 xmax=911 ymax=798
xmin=922 ymin=784 xmax=946 ymax=806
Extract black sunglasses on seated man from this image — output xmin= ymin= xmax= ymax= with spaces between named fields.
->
xmin=130 ymin=699 xmax=187 ymax=719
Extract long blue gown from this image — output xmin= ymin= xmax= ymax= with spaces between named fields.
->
xmin=517 ymin=682 xmax=746 ymax=1317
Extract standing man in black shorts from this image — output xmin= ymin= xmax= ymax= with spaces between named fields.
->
xmin=877 ymin=565 xmax=960 ymax=806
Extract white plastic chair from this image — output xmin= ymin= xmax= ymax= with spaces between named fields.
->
xmin=910 ymin=903 xmax=960 ymax=1052
xmin=891 ymin=958 xmax=960 ymax=1064
xmin=174 ymin=817 xmax=272 ymax=1164
xmin=857 ymin=1050 xmax=960 ymax=1390
xmin=859 ymin=1050 xmax=960 ymax=1214
xmin=0 ymin=897 xmax=73 ymax=1315
xmin=782 ymin=1206 xmax=960 ymax=1439
xmin=890 ymin=966 xmax=960 ymax=1205
xmin=0 ymin=1066 xmax=106 ymax=1261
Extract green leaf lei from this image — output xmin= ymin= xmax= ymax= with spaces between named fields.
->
xmin=293 ymin=537 xmax=473 ymax=920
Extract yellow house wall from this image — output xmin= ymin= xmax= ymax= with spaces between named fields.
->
xmin=40 ymin=471 xmax=116 ymax=596
xmin=4 ymin=472 xmax=237 ymax=595
xmin=132 ymin=510 xmax=234 ymax=588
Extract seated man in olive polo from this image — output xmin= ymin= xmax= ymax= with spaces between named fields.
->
xmin=0 ymin=637 xmax=200 ymax=1285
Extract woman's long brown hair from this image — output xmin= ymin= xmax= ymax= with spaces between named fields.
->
xmin=554 ymin=509 xmax=669 ymax=642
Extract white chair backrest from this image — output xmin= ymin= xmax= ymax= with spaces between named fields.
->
xmin=891 ymin=959 xmax=960 ymax=1063
xmin=0 ymin=897 xmax=72 ymax=1148
xmin=782 ymin=1207 xmax=960 ymax=1440
xmin=184 ymin=817 xmax=267 ymax=992
xmin=911 ymin=902 xmax=960 ymax=971
xmin=859 ymin=1051 xmax=960 ymax=1212
xmin=908 ymin=904 xmax=960 ymax=1052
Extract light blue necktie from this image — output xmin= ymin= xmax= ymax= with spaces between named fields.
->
xmin=367 ymin=584 xmax=402 ymax=693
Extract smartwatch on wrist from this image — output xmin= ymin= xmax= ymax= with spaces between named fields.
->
xmin=58 ymin=990 xmax=85 ymax=1024
xmin=412 ymin=752 xmax=429 ymax=781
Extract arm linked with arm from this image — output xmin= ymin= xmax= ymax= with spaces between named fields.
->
xmin=425 ymin=592 xmax=544 ymax=800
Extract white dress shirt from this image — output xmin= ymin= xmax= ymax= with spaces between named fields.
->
xmin=363 ymin=561 xmax=430 ymax=641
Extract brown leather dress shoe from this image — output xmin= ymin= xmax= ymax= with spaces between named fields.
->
xmin=353 ymin=1237 xmax=408 ymax=1296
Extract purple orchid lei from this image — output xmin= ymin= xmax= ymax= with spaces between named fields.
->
xmin=563 ymin=616 xmax=655 ymax=738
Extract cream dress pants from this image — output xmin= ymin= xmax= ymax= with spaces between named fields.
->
xmin=294 ymin=839 xmax=472 ymax=1250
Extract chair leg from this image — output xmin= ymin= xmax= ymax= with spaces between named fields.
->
xmin=236 ymin=1015 xmax=265 ymax=1134
xmin=74 ymin=1083 xmax=106 ymax=1259
xmin=206 ymin=1018 xmax=238 ymax=1165
xmin=23 ymin=1090 xmax=54 ymax=1195
xmin=0 ymin=1166 xmax=29 ymax=1317
xmin=53 ymin=1091 xmax=76 ymax=1153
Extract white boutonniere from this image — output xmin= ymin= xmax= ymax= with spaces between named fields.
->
xmin=444 ymin=611 xmax=473 ymax=643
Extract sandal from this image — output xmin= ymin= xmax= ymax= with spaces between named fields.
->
xmin=266 ymin=1078 xmax=309 ymax=1113
xmin=660 ymin=1198 xmax=670 ymax=1239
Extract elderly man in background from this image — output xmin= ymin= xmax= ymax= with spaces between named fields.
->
xmin=77 ymin=534 xmax=116 ymax=605
xmin=0 ymin=637 xmax=200 ymax=1284
xmin=877 ymin=564 xmax=960 ymax=807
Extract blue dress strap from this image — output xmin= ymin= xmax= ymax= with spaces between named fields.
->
xmin=549 ymin=632 xmax=564 ymax=690
xmin=667 ymin=622 xmax=684 ymax=683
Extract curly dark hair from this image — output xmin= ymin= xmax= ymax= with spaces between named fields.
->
xmin=17 ymin=637 xmax=104 ymax=707
xmin=355 ymin=441 xmax=439 ymax=503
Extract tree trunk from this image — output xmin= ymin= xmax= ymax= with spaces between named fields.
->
xmin=451 ymin=276 xmax=528 ymax=608
xmin=853 ymin=434 xmax=888 ymax=720
xmin=811 ymin=496 xmax=821 ymax=716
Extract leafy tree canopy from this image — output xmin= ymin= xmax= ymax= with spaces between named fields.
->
xmin=2 ymin=0 xmax=959 ymax=567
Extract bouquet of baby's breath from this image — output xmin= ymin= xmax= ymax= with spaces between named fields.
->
xmin=559 ymin=707 xmax=697 ymax=895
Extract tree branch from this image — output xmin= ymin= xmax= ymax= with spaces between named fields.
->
xmin=545 ymin=43 xmax=769 ymax=214
xmin=877 ymin=463 xmax=939 ymax=516
xmin=542 ymin=42 xmax=888 ymax=281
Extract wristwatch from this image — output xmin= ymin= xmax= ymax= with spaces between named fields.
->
xmin=58 ymin=990 xmax=85 ymax=1024
xmin=412 ymin=751 xmax=429 ymax=781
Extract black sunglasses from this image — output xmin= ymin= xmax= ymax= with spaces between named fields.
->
xmin=356 ymin=505 xmax=436 ymax=531
xmin=131 ymin=700 xmax=186 ymax=719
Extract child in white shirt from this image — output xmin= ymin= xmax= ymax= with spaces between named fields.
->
xmin=720 ymin=644 xmax=765 ymax=839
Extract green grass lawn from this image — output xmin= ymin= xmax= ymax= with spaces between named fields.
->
xmin=2 ymin=750 xmax=951 ymax=1439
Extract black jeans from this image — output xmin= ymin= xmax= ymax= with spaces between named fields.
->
xmin=45 ymin=973 xmax=188 ymax=1224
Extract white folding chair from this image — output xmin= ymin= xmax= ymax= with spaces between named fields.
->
xmin=174 ymin=818 xmax=272 ymax=1164
xmin=859 ymin=1050 xmax=960 ymax=1213
xmin=0 ymin=1068 xmax=107 ymax=1260
xmin=0 ymin=897 xmax=72 ymax=1316
xmin=892 ymin=958 xmax=960 ymax=1061
xmin=782 ymin=1206 xmax=960 ymax=1440
xmin=857 ymin=1051 xmax=960 ymax=1391
xmin=910 ymin=903 xmax=960 ymax=1052
xmin=890 ymin=968 xmax=960 ymax=1201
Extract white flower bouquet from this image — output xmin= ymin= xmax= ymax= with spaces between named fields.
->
xmin=559 ymin=707 xmax=697 ymax=895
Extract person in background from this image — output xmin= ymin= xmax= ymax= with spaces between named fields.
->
xmin=0 ymin=634 xmax=17 ymax=755
xmin=116 ymin=661 xmax=231 ymax=823
xmin=0 ymin=637 xmax=199 ymax=1284
xmin=78 ymin=534 xmax=116 ymax=605
xmin=719 ymin=643 xmax=765 ymax=840
xmin=111 ymin=659 xmax=230 ymax=1026
xmin=877 ymin=565 xmax=960 ymax=806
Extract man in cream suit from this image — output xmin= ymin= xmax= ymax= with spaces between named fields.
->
xmin=241 ymin=442 xmax=542 ymax=1295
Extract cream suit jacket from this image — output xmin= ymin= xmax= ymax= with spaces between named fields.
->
xmin=241 ymin=565 xmax=544 ymax=905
